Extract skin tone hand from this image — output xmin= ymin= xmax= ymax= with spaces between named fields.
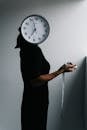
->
xmin=30 ymin=62 xmax=77 ymax=87
xmin=58 ymin=62 xmax=77 ymax=72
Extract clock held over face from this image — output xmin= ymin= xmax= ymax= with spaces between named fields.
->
xmin=20 ymin=14 xmax=50 ymax=45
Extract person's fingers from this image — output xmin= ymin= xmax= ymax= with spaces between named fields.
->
xmin=67 ymin=62 xmax=73 ymax=65
xmin=67 ymin=62 xmax=76 ymax=67
xmin=69 ymin=68 xmax=74 ymax=71
xmin=66 ymin=68 xmax=74 ymax=72
xmin=74 ymin=65 xmax=77 ymax=69
xmin=67 ymin=64 xmax=76 ymax=68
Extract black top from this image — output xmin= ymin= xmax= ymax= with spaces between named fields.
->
xmin=18 ymin=35 xmax=50 ymax=105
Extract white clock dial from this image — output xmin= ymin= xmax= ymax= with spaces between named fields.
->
xmin=21 ymin=15 xmax=50 ymax=44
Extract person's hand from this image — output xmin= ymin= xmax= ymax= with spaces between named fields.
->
xmin=58 ymin=62 xmax=77 ymax=73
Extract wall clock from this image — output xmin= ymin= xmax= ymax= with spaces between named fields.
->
xmin=21 ymin=14 xmax=50 ymax=44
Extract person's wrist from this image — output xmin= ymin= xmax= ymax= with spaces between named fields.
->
xmin=59 ymin=68 xmax=65 ymax=74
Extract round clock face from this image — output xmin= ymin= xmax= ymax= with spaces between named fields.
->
xmin=21 ymin=15 xmax=50 ymax=44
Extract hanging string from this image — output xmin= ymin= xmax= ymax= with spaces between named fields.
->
xmin=61 ymin=72 xmax=65 ymax=109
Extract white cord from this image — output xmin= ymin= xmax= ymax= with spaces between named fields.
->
xmin=61 ymin=73 xmax=65 ymax=109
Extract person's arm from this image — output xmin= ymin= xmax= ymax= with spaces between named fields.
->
xmin=30 ymin=63 xmax=76 ymax=87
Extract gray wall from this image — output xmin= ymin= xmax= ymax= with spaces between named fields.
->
xmin=0 ymin=0 xmax=86 ymax=130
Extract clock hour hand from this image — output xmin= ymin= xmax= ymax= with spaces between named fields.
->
xmin=31 ymin=28 xmax=36 ymax=36
xmin=30 ymin=20 xmax=37 ymax=36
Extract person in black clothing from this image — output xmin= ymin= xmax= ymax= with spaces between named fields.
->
xmin=15 ymin=31 xmax=76 ymax=130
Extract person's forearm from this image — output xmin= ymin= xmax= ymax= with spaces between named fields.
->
xmin=51 ymin=68 xmax=65 ymax=79
xmin=40 ymin=68 xmax=64 ymax=81
xmin=30 ymin=68 xmax=64 ymax=86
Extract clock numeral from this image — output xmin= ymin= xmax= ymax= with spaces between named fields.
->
xmin=28 ymin=36 xmax=30 ymax=39
xmin=44 ymin=24 xmax=46 ymax=27
xmin=45 ymin=30 xmax=48 ymax=33
xmin=25 ymin=32 xmax=27 ymax=35
xmin=25 ymin=22 xmax=29 ymax=25
xmin=35 ymin=17 xmax=38 ymax=20
xmin=30 ymin=18 xmax=33 ymax=21
xmin=38 ymin=38 xmax=41 ymax=41
xmin=23 ymin=27 xmax=26 ymax=30
xmin=33 ymin=39 xmax=35 ymax=41
xmin=43 ymin=34 xmax=45 ymax=37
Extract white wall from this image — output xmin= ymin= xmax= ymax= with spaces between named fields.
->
xmin=0 ymin=0 xmax=87 ymax=130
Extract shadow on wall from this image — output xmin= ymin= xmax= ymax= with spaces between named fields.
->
xmin=58 ymin=58 xmax=86 ymax=130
